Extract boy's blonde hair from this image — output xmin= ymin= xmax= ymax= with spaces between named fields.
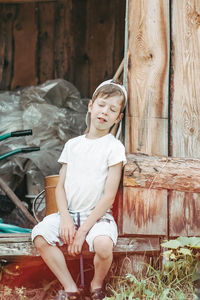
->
xmin=85 ymin=79 xmax=127 ymax=135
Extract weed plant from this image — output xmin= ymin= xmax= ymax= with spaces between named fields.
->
xmin=105 ymin=237 xmax=200 ymax=300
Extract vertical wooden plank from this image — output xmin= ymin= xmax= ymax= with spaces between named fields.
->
xmin=0 ymin=4 xmax=16 ymax=90
xmin=69 ymin=0 xmax=88 ymax=97
xmin=86 ymin=0 xmax=115 ymax=96
xmin=187 ymin=192 xmax=200 ymax=236
xmin=38 ymin=1 xmax=55 ymax=83
xmin=169 ymin=0 xmax=200 ymax=236
xmin=123 ymin=0 xmax=169 ymax=236
xmin=0 ymin=5 xmax=6 ymax=86
xmin=112 ymin=0 xmax=126 ymax=80
xmin=54 ymin=0 xmax=72 ymax=82
xmin=11 ymin=3 xmax=38 ymax=89
xmin=171 ymin=0 xmax=200 ymax=158
xmin=113 ymin=183 xmax=123 ymax=235
xmin=169 ymin=191 xmax=188 ymax=237
xmin=169 ymin=191 xmax=200 ymax=236
xmin=126 ymin=0 xmax=169 ymax=155
xmin=123 ymin=188 xmax=167 ymax=235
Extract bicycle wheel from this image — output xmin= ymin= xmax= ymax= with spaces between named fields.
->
xmin=32 ymin=190 xmax=46 ymax=223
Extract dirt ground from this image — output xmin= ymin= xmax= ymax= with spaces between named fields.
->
xmin=0 ymin=258 xmax=94 ymax=299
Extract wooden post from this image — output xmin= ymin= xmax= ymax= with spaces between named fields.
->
xmin=169 ymin=0 xmax=200 ymax=236
xmin=121 ymin=0 xmax=170 ymax=274
xmin=123 ymin=0 xmax=169 ymax=235
xmin=126 ymin=0 xmax=169 ymax=155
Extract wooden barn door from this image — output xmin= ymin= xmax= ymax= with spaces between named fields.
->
xmin=123 ymin=0 xmax=200 ymax=238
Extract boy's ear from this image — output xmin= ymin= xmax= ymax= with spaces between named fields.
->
xmin=88 ymin=99 xmax=93 ymax=113
xmin=115 ymin=113 xmax=124 ymax=124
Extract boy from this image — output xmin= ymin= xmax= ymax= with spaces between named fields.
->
xmin=32 ymin=79 xmax=127 ymax=300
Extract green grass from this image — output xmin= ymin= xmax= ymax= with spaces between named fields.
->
xmin=105 ymin=237 xmax=200 ymax=300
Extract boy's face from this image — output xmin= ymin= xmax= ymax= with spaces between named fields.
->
xmin=88 ymin=94 xmax=124 ymax=133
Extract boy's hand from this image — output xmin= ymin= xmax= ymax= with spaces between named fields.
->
xmin=68 ymin=228 xmax=86 ymax=256
xmin=59 ymin=215 xmax=75 ymax=245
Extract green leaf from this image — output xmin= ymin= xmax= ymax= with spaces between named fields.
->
xmin=192 ymin=270 xmax=199 ymax=282
xmin=145 ymin=289 xmax=155 ymax=298
xmin=190 ymin=241 xmax=200 ymax=249
xmin=170 ymin=253 xmax=176 ymax=260
xmin=160 ymin=288 xmax=170 ymax=300
xmin=177 ymin=236 xmax=192 ymax=246
xmin=178 ymin=247 xmax=192 ymax=256
xmin=186 ymin=237 xmax=200 ymax=247
xmin=163 ymin=250 xmax=173 ymax=260
xmin=163 ymin=260 xmax=175 ymax=271
xmin=161 ymin=240 xmax=182 ymax=249
xmin=128 ymin=292 xmax=135 ymax=300
xmin=174 ymin=290 xmax=185 ymax=300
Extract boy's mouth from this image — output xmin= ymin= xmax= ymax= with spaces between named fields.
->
xmin=98 ymin=117 xmax=107 ymax=123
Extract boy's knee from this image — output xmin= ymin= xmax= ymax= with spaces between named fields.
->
xmin=34 ymin=235 xmax=48 ymax=251
xmin=93 ymin=236 xmax=113 ymax=259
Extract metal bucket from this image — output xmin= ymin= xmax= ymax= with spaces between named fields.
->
xmin=45 ymin=175 xmax=59 ymax=215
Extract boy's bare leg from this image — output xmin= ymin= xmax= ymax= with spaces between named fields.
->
xmin=34 ymin=236 xmax=78 ymax=292
xmin=90 ymin=236 xmax=113 ymax=290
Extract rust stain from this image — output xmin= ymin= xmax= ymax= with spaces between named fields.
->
xmin=124 ymin=188 xmax=164 ymax=229
xmin=187 ymin=193 xmax=200 ymax=231
xmin=169 ymin=191 xmax=187 ymax=236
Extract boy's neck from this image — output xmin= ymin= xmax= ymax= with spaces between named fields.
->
xmin=86 ymin=128 xmax=110 ymax=139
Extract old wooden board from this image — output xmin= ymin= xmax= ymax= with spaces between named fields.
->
xmin=169 ymin=191 xmax=200 ymax=237
xmin=11 ymin=3 xmax=38 ymax=89
xmin=38 ymin=1 xmax=55 ymax=83
xmin=0 ymin=5 xmax=16 ymax=89
xmin=123 ymin=187 xmax=167 ymax=235
xmin=86 ymin=0 xmax=116 ymax=97
xmin=124 ymin=153 xmax=200 ymax=193
xmin=124 ymin=0 xmax=169 ymax=236
xmin=126 ymin=0 xmax=169 ymax=155
xmin=54 ymin=0 xmax=73 ymax=84
xmin=0 ymin=0 xmax=55 ymax=2
xmin=0 ymin=233 xmax=160 ymax=261
xmin=171 ymin=0 xmax=200 ymax=158
xmin=169 ymin=0 xmax=200 ymax=237
xmin=0 ymin=1 xmax=125 ymax=95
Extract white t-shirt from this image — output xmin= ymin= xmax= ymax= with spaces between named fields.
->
xmin=58 ymin=133 xmax=126 ymax=212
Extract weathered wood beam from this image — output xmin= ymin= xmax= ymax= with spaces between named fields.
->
xmin=0 ymin=233 xmax=160 ymax=261
xmin=0 ymin=0 xmax=55 ymax=3
xmin=124 ymin=153 xmax=200 ymax=193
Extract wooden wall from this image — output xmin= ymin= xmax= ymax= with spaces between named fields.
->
xmin=0 ymin=0 xmax=125 ymax=97
xmin=124 ymin=0 xmax=200 ymax=238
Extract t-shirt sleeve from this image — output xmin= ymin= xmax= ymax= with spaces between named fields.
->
xmin=108 ymin=141 xmax=127 ymax=167
xmin=58 ymin=141 xmax=70 ymax=164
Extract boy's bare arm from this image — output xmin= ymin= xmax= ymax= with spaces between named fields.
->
xmin=55 ymin=164 xmax=75 ymax=244
xmin=68 ymin=162 xmax=123 ymax=255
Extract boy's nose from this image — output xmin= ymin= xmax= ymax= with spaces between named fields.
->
xmin=102 ymin=106 xmax=108 ymax=114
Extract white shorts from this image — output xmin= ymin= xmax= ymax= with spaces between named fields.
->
xmin=31 ymin=210 xmax=118 ymax=252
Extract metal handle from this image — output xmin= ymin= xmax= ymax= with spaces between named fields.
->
xmin=21 ymin=147 xmax=40 ymax=153
xmin=11 ymin=130 xmax=32 ymax=137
